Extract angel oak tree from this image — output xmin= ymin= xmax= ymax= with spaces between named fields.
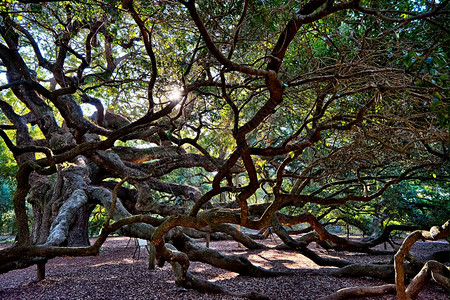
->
xmin=0 ymin=0 xmax=448 ymax=298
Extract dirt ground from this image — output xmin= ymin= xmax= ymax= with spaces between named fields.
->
xmin=0 ymin=236 xmax=448 ymax=300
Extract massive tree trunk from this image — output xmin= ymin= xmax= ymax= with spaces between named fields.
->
xmin=30 ymin=156 xmax=94 ymax=247
xmin=67 ymin=203 xmax=95 ymax=246
xmin=28 ymin=174 xmax=52 ymax=245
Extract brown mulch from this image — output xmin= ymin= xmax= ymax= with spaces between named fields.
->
xmin=0 ymin=236 xmax=448 ymax=300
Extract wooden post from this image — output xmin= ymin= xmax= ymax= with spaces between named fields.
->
xmin=37 ymin=261 xmax=46 ymax=281
xmin=237 ymin=225 xmax=242 ymax=248
xmin=148 ymin=241 xmax=156 ymax=270
xmin=235 ymin=174 xmax=242 ymax=248
xmin=206 ymin=233 xmax=210 ymax=248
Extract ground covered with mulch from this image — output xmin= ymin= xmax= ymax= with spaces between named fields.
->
xmin=0 ymin=236 xmax=448 ymax=300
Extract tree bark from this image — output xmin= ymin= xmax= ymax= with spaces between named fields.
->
xmin=394 ymin=220 xmax=449 ymax=300
xmin=405 ymin=260 xmax=450 ymax=298
xmin=318 ymin=284 xmax=396 ymax=300
xmin=167 ymin=243 xmax=270 ymax=299
xmin=67 ymin=203 xmax=95 ymax=246
xmin=271 ymin=215 xmax=351 ymax=267
xmin=44 ymin=190 xmax=89 ymax=246
xmin=36 ymin=261 xmax=46 ymax=281
xmin=212 ymin=223 xmax=268 ymax=249
xmin=171 ymin=231 xmax=287 ymax=277
xmin=148 ymin=241 xmax=156 ymax=270
xmin=335 ymin=263 xmax=418 ymax=281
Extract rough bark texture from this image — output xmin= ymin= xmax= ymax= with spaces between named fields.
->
xmin=325 ymin=221 xmax=450 ymax=300
xmin=394 ymin=220 xmax=449 ymax=300
xmin=212 ymin=223 xmax=268 ymax=250
xmin=405 ymin=260 xmax=450 ymax=298
xmin=168 ymin=243 xmax=270 ymax=299
xmin=44 ymin=190 xmax=89 ymax=246
xmin=271 ymin=215 xmax=352 ymax=267
xmin=318 ymin=284 xmax=397 ymax=300
xmin=335 ymin=263 xmax=417 ymax=281
xmin=171 ymin=231 xmax=286 ymax=277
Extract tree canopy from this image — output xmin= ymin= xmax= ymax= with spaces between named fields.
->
xmin=0 ymin=0 xmax=449 ymax=298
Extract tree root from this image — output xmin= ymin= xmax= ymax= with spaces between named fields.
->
xmin=177 ymin=270 xmax=270 ymax=300
xmin=394 ymin=220 xmax=449 ymax=299
xmin=168 ymin=244 xmax=269 ymax=299
xmin=271 ymin=215 xmax=352 ymax=267
xmin=171 ymin=231 xmax=287 ymax=277
xmin=406 ymin=260 xmax=450 ymax=298
xmin=324 ymin=220 xmax=450 ymax=300
xmin=212 ymin=223 xmax=268 ymax=249
xmin=335 ymin=263 xmax=418 ymax=281
xmin=325 ymin=259 xmax=449 ymax=300
xmin=317 ymin=284 xmax=396 ymax=300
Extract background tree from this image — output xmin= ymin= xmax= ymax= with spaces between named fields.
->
xmin=0 ymin=139 xmax=17 ymax=236
xmin=0 ymin=0 xmax=448 ymax=298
